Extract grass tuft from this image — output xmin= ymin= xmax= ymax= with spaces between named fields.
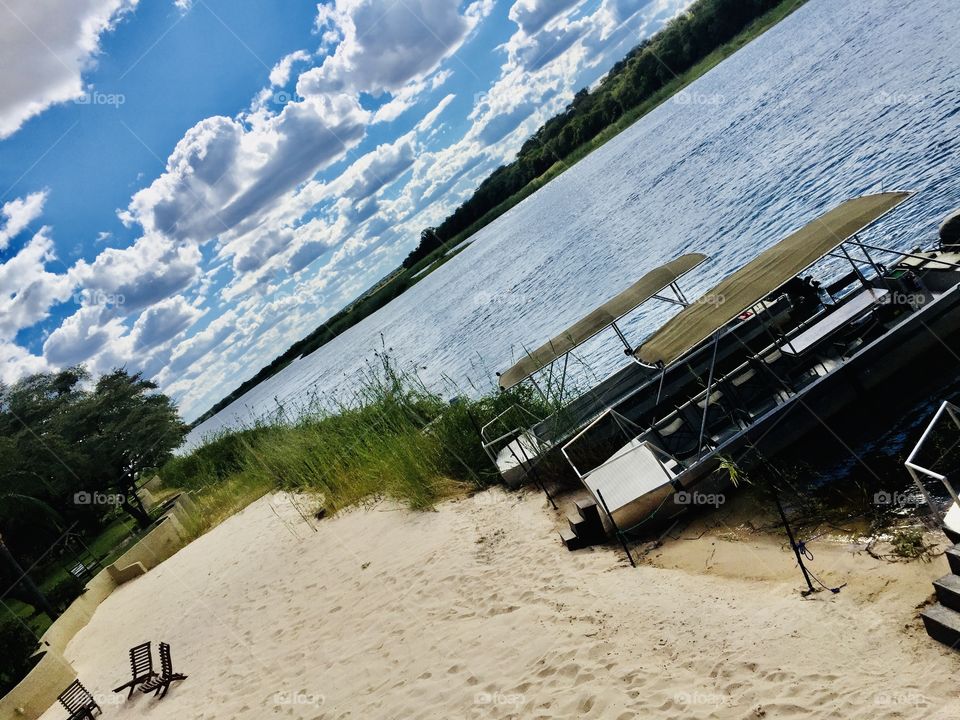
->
xmin=160 ymin=354 xmax=550 ymax=535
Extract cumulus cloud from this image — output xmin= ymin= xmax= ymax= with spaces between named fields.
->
xmin=0 ymin=227 xmax=74 ymax=339
xmin=0 ymin=190 xmax=48 ymax=250
xmin=508 ymin=0 xmax=582 ymax=36
xmin=124 ymin=94 xmax=368 ymax=260
xmin=0 ymin=341 xmax=51 ymax=384
xmin=71 ymin=235 xmax=202 ymax=313
xmin=131 ymin=295 xmax=202 ymax=351
xmin=300 ymin=0 xmax=475 ymax=96
xmin=269 ymin=49 xmax=312 ymax=87
xmin=0 ymin=0 xmax=137 ymax=138
xmin=416 ymin=94 xmax=456 ymax=132
xmin=165 ymin=312 xmax=238 ymax=375
xmin=43 ymin=304 xmax=124 ymax=365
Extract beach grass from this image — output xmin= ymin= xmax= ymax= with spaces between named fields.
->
xmin=161 ymin=356 xmax=552 ymax=536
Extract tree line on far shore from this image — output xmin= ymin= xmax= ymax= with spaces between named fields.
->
xmin=403 ymin=0 xmax=786 ymax=267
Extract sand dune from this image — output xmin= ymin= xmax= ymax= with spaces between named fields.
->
xmin=40 ymin=488 xmax=960 ymax=719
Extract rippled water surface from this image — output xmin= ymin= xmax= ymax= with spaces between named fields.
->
xmin=186 ymin=0 xmax=960 ymax=449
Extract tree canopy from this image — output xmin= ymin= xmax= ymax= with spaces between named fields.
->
xmin=0 ymin=367 xmax=188 ymax=564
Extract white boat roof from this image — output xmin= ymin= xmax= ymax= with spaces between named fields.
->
xmin=635 ymin=192 xmax=912 ymax=367
xmin=498 ymin=253 xmax=707 ymax=390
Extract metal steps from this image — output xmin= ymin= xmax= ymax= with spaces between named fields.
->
xmin=921 ymin=602 xmax=960 ymax=649
xmin=921 ymin=543 xmax=960 ymax=649
xmin=559 ymin=499 xmax=606 ymax=551
xmin=945 ymin=544 xmax=960 ymax=575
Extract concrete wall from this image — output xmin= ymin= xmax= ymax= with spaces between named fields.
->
xmin=0 ymin=650 xmax=75 ymax=720
xmin=108 ymin=516 xmax=184 ymax=577
xmin=1 ymin=494 xmax=196 ymax=720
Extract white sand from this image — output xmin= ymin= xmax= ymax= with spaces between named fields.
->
xmin=42 ymin=489 xmax=960 ymax=719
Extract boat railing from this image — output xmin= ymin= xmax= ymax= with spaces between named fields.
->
xmin=561 ymin=409 xmax=647 ymax=479
xmin=905 ymin=400 xmax=960 ymax=519
xmin=479 ymin=404 xmax=545 ymax=465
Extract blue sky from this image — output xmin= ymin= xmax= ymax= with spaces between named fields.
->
xmin=0 ymin=0 xmax=686 ymax=419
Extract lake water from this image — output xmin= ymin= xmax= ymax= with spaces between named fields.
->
xmin=185 ymin=0 xmax=960 ymax=455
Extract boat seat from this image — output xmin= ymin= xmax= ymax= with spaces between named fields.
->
xmin=726 ymin=364 xmax=782 ymax=418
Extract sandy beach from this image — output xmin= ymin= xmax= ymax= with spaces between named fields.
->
xmin=40 ymin=488 xmax=960 ymax=719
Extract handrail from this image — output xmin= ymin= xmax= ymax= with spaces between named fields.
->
xmin=904 ymin=400 xmax=960 ymax=518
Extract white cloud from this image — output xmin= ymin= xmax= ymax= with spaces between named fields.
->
xmin=508 ymin=0 xmax=582 ymax=36
xmin=269 ymin=49 xmax=312 ymax=87
xmin=131 ymin=295 xmax=202 ymax=351
xmin=0 ymin=227 xmax=74 ymax=339
xmin=299 ymin=0 xmax=475 ymax=96
xmin=0 ymin=0 xmax=137 ymax=138
xmin=416 ymin=93 xmax=456 ymax=132
xmin=0 ymin=190 xmax=48 ymax=250
xmin=0 ymin=341 xmax=51 ymax=384
xmin=125 ymin=94 xmax=368 ymax=253
xmin=71 ymin=235 xmax=202 ymax=313
xmin=42 ymin=304 xmax=125 ymax=366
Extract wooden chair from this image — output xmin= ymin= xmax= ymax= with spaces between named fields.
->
xmin=140 ymin=642 xmax=188 ymax=699
xmin=57 ymin=679 xmax=101 ymax=720
xmin=113 ymin=641 xmax=158 ymax=698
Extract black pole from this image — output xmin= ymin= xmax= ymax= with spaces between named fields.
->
xmin=763 ymin=473 xmax=817 ymax=595
xmin=596 ymin=489 xmax=635 ymax=567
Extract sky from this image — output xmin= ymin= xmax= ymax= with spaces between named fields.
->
xmin=0 ymin=0 xmax=688 ymax=420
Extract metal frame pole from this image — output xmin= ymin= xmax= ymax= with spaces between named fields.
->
xmin=611 ymin=321 xmax=633 ymax=354
xmin=839 ymin=242 xmax=869 ymax=288
xmin=596 ymin=488 xmax=635 ymax=567
xmin=697 ymin=330 xmax=721 ymax=461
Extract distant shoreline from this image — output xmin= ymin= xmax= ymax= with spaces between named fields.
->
xmin=190 ymin=0 xmax=809 ymax=429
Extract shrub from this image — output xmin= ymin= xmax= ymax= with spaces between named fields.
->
xmin=0 ymin=619 xmax=39 ymax=695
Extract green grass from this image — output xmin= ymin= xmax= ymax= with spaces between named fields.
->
xmin=0 ymin=516 xmax=140 ymax=640
xmin=162 ymin=357 xmax=552 ymax=537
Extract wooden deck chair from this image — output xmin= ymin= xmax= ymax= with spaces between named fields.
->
xmin=57 ymin=679 xmax=101 ymax=720
xmin=113 ymin=641 xmax=158 ymax=698
xmin=140 ymin=642 xmax=188 ymax=699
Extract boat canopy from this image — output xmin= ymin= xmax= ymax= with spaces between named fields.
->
xmin=635 ymin=191 xmax=912 ymax=367
xmin=498 ymin=253 xmax=708 ymax=390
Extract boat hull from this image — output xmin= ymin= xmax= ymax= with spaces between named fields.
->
xmin=613 ymin=282 xmax=960 ymax=536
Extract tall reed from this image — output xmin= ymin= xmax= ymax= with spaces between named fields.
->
xmin=159 ymin=354 xmax=551 ymax=533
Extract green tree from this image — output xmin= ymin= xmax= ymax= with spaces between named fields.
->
xmin=62 ymin=370 xmax=188 ymax=527
xmin=0 ymin=368 xmax=188 ymax=535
